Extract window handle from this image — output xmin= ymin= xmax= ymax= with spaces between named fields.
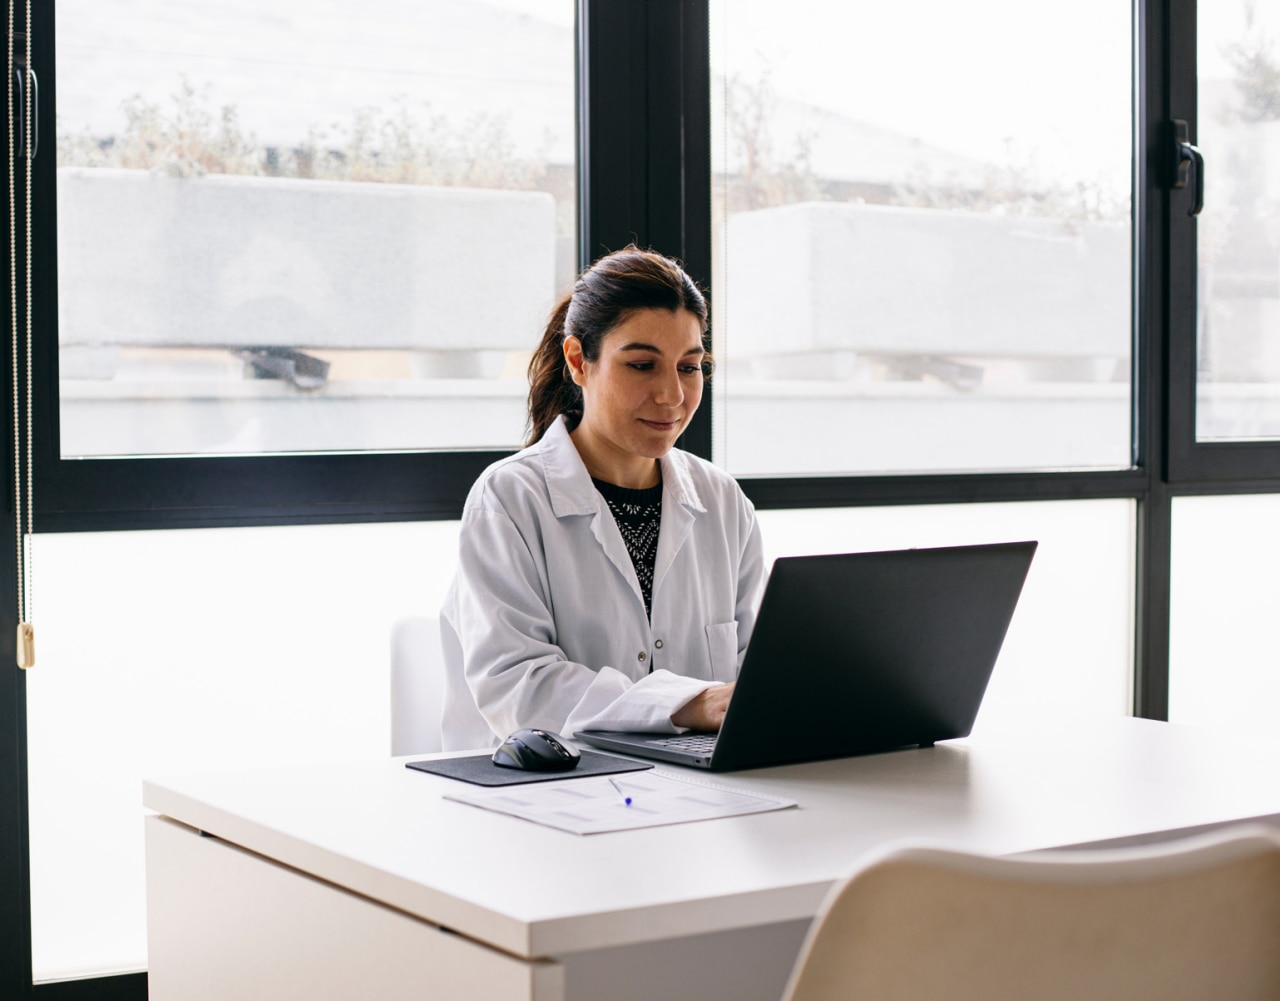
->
xmin=11 ymin=64 xmax=38 ymax=159
xmin=1172 ymin=119 xmax=1202 ymax=216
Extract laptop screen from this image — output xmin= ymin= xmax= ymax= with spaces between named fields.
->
xmin=709 ymin=541 xmax=1037 ymax=770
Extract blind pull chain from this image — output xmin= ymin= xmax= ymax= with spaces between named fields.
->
xmin=8 ymin=0 xmax=34 ymax=669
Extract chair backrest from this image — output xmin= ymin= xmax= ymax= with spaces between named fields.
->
xmin=782 ymin=824 xmax=1280 ymax=1001
xmin=390 ymin=616 xmax=445 ymax=756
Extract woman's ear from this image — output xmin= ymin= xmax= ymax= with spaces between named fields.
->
xmin=563 ymin=335 xmax=587 ymax=387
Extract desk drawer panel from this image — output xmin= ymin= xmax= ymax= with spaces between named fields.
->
xmin=145 ymin=815 xmax=563 ymax=1000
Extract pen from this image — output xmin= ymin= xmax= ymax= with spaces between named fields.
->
xmin=608 ymin=778 xmax=632 ymax=806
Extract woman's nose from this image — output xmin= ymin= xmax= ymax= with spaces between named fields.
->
xmin=652 ymin=367 xmax=684 ymax=407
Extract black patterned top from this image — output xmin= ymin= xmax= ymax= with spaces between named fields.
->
xmin=593 ymin=477 xmax=663 ymax=618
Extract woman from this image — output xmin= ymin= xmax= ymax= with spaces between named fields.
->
xmin=440 ymin=247 xmax=764 ymax=750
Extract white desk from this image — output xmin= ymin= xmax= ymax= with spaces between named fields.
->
xmin=143 ymin=715 xmax=1280 ymax=1000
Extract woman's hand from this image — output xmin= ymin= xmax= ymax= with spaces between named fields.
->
xmin=670 ymin=683 xmax=735 ymax=731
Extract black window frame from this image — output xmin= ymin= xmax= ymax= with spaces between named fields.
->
xmin=26 ymin=0 xmax=709 ymax=536
xmin=5 ymin=0 xmax=1280 ymax=996
xmin=1163 ymin=0 xmax=1280 ymax=484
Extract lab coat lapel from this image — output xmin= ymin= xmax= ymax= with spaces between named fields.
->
xmin=653 ymin=450 xmax=705 ymax=598
xmin=541 ymin=417 xmax=646 ymax=609
xmin=589 ymin=504 xmax=647 ymax=608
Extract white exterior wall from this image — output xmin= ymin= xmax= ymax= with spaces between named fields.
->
xmin=57 ymin=169 xmax=557 ymax=357
xmin=724 ymin=202 xmax=1130 ymax=369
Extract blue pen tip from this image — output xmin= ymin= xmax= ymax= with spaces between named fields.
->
xmin=625 ymin=797 xmax=632 ymax=806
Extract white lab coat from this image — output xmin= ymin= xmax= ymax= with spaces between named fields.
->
xmin=440 ymin=415 xmax=765 ymax=750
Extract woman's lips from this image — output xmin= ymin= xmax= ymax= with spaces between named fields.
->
xmin=639 ymin=418 xmax=680 ymax=431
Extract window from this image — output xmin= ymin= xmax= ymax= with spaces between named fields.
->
xmin=6 ymin=1 xmax=1280 ymax=997
xmin=710 ymin=0 xmax=1134 ymax=475
xmin=1195 ymin=3 xmax=1280 ymax=442
xmin=758 ymin=500 xmax=1134 ymax=723
xmin=55 ymin=0 xmax=576 ymax=458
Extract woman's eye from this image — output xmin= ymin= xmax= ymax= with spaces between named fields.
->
xmin=624 ymin=360 xmax=702 ymax=374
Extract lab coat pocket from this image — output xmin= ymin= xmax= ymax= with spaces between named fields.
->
xmin=704 ymin=621 xmax=740 ymax=683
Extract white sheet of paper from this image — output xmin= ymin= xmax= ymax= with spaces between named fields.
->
xmin=442 ymin=769 xmax=797 ymax=835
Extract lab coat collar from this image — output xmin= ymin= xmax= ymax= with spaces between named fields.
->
xmin=540 ymin=415 xmax=707 ymax=612
xmin=540 ymin=415 xmax=706 ymax=518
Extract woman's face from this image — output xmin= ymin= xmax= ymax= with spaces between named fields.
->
xmin=564 ymin=307 xmax=706 ymax=487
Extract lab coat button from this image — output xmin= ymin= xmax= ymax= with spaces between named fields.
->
xmin=638 ymin=651 xmax=647 ymax=663
xmin=655 ymin=639 xmax=664 ymax=649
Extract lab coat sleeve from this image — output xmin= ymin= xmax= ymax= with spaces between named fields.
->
xmin=563 ymin=667 xmax=719 ymax=736
xmin=451 ymin=506 xmax=718 ymax=740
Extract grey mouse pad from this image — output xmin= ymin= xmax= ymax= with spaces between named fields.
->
xmin=405 ymin=749 xmax=652 ymax=786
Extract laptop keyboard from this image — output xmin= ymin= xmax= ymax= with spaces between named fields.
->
xmin=653 ymin=733 xmax=719 ymax=753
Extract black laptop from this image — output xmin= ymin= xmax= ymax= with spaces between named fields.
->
xmin=576 ymin=540 xmax=1037 ymax=772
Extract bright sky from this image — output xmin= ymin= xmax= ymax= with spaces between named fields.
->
xmin=479 ymin=0 xmax=574 ymax=27
xmin=54 ymin=0 xmax=579 ymax=157
xmin=1201 ymin=0 xmax=1280 ymax=76
xmin=710 ymin=0 xmax=1280 ymax=191
xmin=712 ymin=0 xmax=1132 ymax=189
xmin=53 ymin=0 xmax=1278 ymax=191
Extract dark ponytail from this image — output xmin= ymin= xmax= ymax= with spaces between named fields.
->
xmin=524 ymin=246 xmax=709 ymax=446
xmin=526 ymin=294 xmax=579 ymax=448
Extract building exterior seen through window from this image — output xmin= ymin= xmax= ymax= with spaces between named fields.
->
xmin=55 ymin=0 xmax=576 ymax=457
xmin=1196 ymin=2 xmax=1280 ymax=441
xmin=53 ymin=1 xmax=1280 ymax=464
xmin=710 ymin=0 xmax=1135 ymax=475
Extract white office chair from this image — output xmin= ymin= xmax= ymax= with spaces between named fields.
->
xmin=781 ymin=824 xmax=1280 ymax=1001
xmin=389 ymin=615 xmax=445 ymax=756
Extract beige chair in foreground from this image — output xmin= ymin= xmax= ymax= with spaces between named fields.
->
xmin=782 ymin=824 xmax=1280 ymax=1001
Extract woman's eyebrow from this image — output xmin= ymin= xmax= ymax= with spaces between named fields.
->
xmin=617 ymin=341 xmax=705 ymax=356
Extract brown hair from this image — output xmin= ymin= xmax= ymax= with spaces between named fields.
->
xmin=525 ymin=246 xmax=710 ymax=446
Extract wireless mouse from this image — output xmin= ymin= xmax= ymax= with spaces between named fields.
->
xmin=492 ymin=728 xmax=581 ymax=772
